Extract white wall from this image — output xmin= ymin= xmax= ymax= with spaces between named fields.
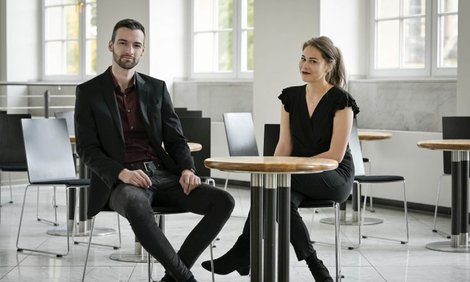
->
xmin=96 ymin=0 xmax=150 ymax=74
xmin=149 ymin=0 xmax=187 ymax=92
xmin=320 ymin=0 xmax=368 ymax=78
xmin=253 ymin=0 xmax=321 ymax=145
xmin=4 ymin=0 xmax=39 ymax=113
xmin=457 ymin=0 xmax=470 ymax=115
xmin=0 ymin=0 xmax=6 ymax=82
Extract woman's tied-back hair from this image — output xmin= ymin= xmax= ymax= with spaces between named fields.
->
xmin=303 ymin=36 xmax=346 ymax=88
xmin=111 ymin=18 xmax=146 ymax=43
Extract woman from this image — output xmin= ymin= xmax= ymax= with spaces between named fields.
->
xmin=202 ymin=36 xmax=359 ymax=281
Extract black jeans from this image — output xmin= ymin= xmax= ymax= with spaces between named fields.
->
xmin=109 ymin=168 xmax=234 ymax=281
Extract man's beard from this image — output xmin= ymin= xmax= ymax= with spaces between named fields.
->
xmin=113 ymin=51 xmax=140 ymax=69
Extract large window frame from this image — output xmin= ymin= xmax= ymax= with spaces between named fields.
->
xmin=42 ymin=0 xmax=96 ymax=81
xmin=190 ymin=0 xmax=254 ymax=80
xmin=370 ymin=0 xmax=458 ymax=78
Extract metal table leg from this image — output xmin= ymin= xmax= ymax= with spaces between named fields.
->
xmin=250 ymin=173 xmax=263 ymax=282
xmin=426 ymin=151 xmax=470 ymax=253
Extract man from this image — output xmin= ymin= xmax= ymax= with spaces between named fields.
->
xmin=75 ymin=19 xmax=234 ymax=282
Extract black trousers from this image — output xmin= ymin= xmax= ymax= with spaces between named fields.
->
xmin=239 ymin=169 xmax=353 ymax=261
xmin=109 ymin=168 xmax=234 ymax=281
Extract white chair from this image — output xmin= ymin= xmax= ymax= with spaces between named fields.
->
xmin=16 ymin=119 xmax=90 ymax=257
xmin=222 ymin=112 xmax=259 ymax=190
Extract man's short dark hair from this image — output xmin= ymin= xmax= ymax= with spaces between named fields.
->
xmin=111 ymin=19 xmax=146 ymax=43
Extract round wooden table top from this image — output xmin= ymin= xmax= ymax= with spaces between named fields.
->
xmin=358 ymin=131 xmax=392 ymax=141
xmin=417 ymin=139 xmax=470 ymax=151
xmin=204 ymin=156 xmax=338 ymax=174
xmin=188 ymin=142 xmax=202 ymax=152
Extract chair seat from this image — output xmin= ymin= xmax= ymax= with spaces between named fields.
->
xmin=31 ymin=179 xmax=90 ymax=186
xmin=0 ymin=164 xmax=28 ymax=171
xmin=152 ymin=206 xmax=187 ymax=215
xmin=299 ymin=199 xmax=335 ymax=208
xmin=355 ymin=175 xmax=404 ymax=183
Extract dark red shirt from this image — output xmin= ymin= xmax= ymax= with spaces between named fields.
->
xmin=112 ymin=74 xmax=158 ymax=163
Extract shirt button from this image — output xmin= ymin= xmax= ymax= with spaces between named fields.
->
xmin=130 ymin=126 xmax=134 ymax=130
xmin=127 ymin=110 xmax=131 ymax=113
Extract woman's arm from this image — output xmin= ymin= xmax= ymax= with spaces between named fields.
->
xmin=315 ymin=107 xmax=353 ymax=162
xmin=274 ymin=106 xmax=293 ymax=156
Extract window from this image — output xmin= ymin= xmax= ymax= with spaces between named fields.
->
xmin=371 ymin=0 xmax=458 ymax=77
xmin=191 ymin=0 xmax=254 ymax=79
xmin=43 ymin=0 xmax=97 ymax=80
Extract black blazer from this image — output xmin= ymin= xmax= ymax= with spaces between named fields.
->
xmin=75 ymin=67 xmax=195 ymax=217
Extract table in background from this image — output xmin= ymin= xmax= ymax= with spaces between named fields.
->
xmin=417 ymin=139 xmax=470 ymax=253
xmin=205 ymin=156 xmax=338 ymax=282
xmin=322 ymin=130 xmax=392 ymax=226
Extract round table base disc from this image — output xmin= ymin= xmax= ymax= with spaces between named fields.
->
xmin=109 ymin=250 xmax=158 ymax=263
xmin=320 ymin=217 xmax=383 ymax=226
xmin=426 ymin=241 xmax=470 ymax=253
xmin=47 ymin=227 xmax=116 ymax=237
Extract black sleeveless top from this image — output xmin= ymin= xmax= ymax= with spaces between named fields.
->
xmin=278 ymin=85 xmax=359 ymax=176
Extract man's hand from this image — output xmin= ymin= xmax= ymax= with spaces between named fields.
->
xmin=179 ymin=169 xmax=201 ymax=195
xmin=118 ymin=168 xmax=152 ymax=188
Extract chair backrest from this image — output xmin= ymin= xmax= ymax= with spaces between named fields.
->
xmin=442 ymin=116 xmax=470 ymax=174
xmin=223 ymin=112 xmax=259 ymax=156
xmin=262 ymin=120 xmax=365 ymax=176
xmin=263 ymin=124 xmax=280 ymax=156
xmin=346 ymin=119 xmax=366 ymax=177
xmin=179 ymin=116 xmax=211 ymax=176
xmin=54 ymin=110 xmax=75 ymax=136
xmin=21 ymin=118 xmax=77 ymax=183
xmin=0 ymin=113 xmax=31 ymax=166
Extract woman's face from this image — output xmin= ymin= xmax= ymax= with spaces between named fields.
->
xmin=299 ymin=46 xmax=331 ymax=83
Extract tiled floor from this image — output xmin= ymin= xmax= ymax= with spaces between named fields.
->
xmin=1 ymin=183 xmax=470 ymax=282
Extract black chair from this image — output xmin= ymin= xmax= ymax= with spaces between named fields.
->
xmin=223 ymin=112 xmax=259 ymax=190
xmin=16 ymin=118 xmax=90 ymax=257
xmin=263 ymin=123 xmax=343 ymax=281
xmin=179 ymin=116 xmax=211 ymax=177
xmin=350 ymin=121 xmax=409 ymax=245
xmin=432 ymin=116 xmax=470 ymax=236
xmin=0 ymin=113 xmax=31 ymax=223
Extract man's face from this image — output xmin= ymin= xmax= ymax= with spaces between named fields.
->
xmin=108 ymin=27 xmax=145 ymax=70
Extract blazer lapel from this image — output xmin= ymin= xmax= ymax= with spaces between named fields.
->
xmin=136 ymin=73 xmax=151 ymax=128
xmin=101 ymin=69 xmax=125 ymax=142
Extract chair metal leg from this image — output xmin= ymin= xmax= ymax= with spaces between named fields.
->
xmin=432 ymin=174 xmax=451 ymax=238
xmin=35 ymin=185 xmax=59 ymax=226
xmin=364 ymin=161 xmax=375 ymax=212
xmin=81 ymin=216 xmax=95 ymax=282
xmin=73 ymin=212 xmax=121 ymax=250
xmin=8 ymin=172 xmax=13 ymax=204
xmin=360 ymin=181 xmax=409 ymax=244
xmin=334 ymin=202 xmax=342 ymax=282
xmin=17 ymin=184 xmax=71 ymax=257
xmin=224 ymin=172 xmax=230 ymax=190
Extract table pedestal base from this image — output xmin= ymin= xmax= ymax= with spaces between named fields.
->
xmin=320 ymin=212 xmax=383 ymax=225
xmin=109 ymin=242 xmax=156 ymax=263
xmin=426 ymin=241 xmax=470 ymax=253
xmin=47 ymin=220 xmax=115 ymax=237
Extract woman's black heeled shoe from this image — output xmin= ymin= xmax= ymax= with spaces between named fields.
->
xmin=201 ymin=236 xmax=250 ymax=276
xmin=306 ymin=251 xmax=333 ymax=282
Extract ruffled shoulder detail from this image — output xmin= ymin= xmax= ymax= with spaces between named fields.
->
xmin=278 ymin=85 xmax=304 ymax=113
xmin=331 ymin=87 xmax=360 ymax=118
